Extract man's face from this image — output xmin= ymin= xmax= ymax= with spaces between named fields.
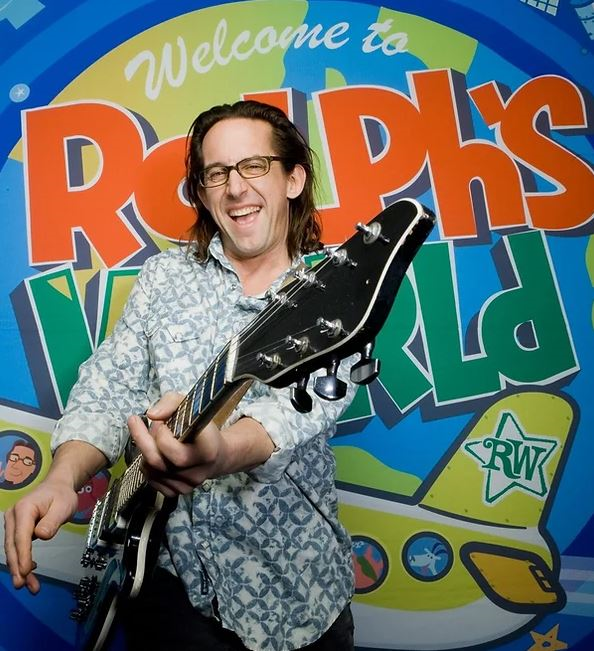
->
xmin=198 ymin=118 xmax=305 ymax=266
xmin=5 ymin=444 xmax=37 ymax=485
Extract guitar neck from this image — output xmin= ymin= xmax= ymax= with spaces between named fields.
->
xmin=165 ymin=340 xmax=242 ymax=442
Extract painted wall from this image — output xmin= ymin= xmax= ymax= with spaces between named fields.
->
xmin=0 ymin=1 xmax=593 ymax=649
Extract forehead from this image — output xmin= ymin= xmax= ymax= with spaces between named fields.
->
xmin=201 ymin=118 xmax=275 ymax=165
xmin=12 ymin=444 xmax=34 ymax=457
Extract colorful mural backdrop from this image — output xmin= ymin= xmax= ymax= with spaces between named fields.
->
xmin=1 ymin=1 xmax=593 ymax=649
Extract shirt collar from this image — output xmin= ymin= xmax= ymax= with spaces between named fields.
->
xmin=206 ymin=232 xmax=303 ymax=298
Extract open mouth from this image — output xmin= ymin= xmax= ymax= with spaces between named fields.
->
xmin=228 ymin=206 xmax=260 ymax=223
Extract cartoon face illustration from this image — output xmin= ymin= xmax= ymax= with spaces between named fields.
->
xmin=2 ymin=440 xmax=39 ymax=487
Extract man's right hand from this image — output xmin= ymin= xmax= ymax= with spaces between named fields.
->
xmin=3 ymin=439 xmax=107 ymax=595
xmin=4 ymin=478 xmax=79 ymax=594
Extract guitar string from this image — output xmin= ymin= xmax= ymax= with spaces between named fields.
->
xmin=105 ymin=252 xmax=340 ymax=513
xmin=165 ymin=249 xmax=340 ymax=422
xmin=174 ymin=220 xmax=408 ymax=436
xmin=224 ymin=251 xmax=342 ymax=361
xmin=107 ymin=245 xmax=362 ymax=513
xmin=214 ymin=217 xmax=416 ymax=366
xmin=101 ymin=218 xmax=412 ymax=520
xmin=95 ymin=214 xmax=427 ymax=525
xmin=167 ymin=235 xmax=378 ymax=438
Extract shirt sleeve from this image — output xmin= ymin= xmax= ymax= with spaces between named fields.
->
xmin=227 ymin=356 xmax=358 ymax=483
xmin=51 ymin=261 xmax=156 ymax=465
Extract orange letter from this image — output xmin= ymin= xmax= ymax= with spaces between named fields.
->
xmin=314 ymin=86 xmax=426 ymax=243
xmin=472 ymin=75 xmax=594 ymax=231
xmin=24 ymin=101 xmax=146 ymax=266
xmin=134 ymin=136 xmax=195 ymax=241
xmin=412 ymin=69 xmax=527 ymax=239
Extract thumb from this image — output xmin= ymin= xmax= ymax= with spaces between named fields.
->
xmin=34 ymin=515 xmax=61 ymax=540
xmin=34 ymin=502 xmax=73 ymax=540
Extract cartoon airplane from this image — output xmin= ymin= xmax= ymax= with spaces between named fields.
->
xmin=337 ymin=390 xmax=575 ymax=650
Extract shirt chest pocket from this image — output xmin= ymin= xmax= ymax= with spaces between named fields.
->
xmin=164 ymin=321 xmax=205 ymax=343
xmin=148 ymin=317 xmax=215 ymax=390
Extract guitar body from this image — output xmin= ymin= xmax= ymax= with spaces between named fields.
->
xmin=74 ymin=489 xmax=176 ymax=651
xmin=72 ymin=198 xmax=435 ymax=649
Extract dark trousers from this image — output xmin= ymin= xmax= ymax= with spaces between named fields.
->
xmin=122 ymin=567 xmax=354 ymax=650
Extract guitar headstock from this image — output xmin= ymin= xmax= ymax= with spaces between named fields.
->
xmin=232 ymin=198 xmax=434 ymax=407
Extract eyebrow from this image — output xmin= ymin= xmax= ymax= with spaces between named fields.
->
xmin=9 ymin=453 xmax=35 ymax=461
xmin=202 ymin=154 xmax=273 ymax=168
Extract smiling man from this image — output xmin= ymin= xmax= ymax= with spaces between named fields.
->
xmin=4 ymin=100 xmax=356 ymax=651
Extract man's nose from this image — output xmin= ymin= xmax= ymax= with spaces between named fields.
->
xmin=225 ymin=168 xmax=248 ymax=196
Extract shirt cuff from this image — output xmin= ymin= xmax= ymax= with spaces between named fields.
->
xmin=226 ymin=400 xmax=295 ymax=483
xmin=51 ymin=412 xmax=128 ymax=465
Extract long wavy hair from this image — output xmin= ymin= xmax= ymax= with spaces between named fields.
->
xmin=185 ymin=100 xmax=322 ymax=261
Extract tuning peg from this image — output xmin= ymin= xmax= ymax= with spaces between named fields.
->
xmin=294 ymin=268 xmax=325 ymax=290
xmin=356 ymin=221 xmax=390 ymax=244
xmin=350 ymin=341 xmax=381 ymax=385
xmin=313 ymin=358 xmax=347 ymax=401
xmin=291 ymin=375 xmax=313 ymax=413
xmin=325 ymin=247 xmax=357 ymax=268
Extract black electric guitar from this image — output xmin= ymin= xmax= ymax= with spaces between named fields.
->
xmin=71 ymin=197 xmax=435 ymax=650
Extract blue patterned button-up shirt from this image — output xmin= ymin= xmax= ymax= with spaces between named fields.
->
xmin=52 ymin=235 xmax=356 ymax=650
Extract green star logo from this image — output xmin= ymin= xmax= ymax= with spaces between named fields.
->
xmin=464 ymin=411 xmax=558 ymax=504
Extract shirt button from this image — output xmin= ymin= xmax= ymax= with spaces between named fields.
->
xmin=201 ymin=480 xmax=211 ymax=491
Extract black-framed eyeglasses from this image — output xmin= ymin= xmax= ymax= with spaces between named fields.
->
xmin=8 ymin=452 xmax=35 ymax=466
xmin=199 ymin=155 xmax=284 ymax=188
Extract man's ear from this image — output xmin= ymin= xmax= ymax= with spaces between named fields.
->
xmin=286 ymin=164 xmax=306 ymax=199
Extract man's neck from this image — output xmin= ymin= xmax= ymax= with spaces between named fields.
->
xmin=230 ymin=250 xmax=292 ymax=296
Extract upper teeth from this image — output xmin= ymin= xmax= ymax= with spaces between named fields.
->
xmin=229 ymin=206 xmax=259 ymax=217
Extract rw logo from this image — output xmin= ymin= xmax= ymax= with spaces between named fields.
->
xmin=464 ymin=411 xmax=558 ymax=504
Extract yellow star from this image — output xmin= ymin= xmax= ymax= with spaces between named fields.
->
xmin=528 ymin=624 xmax=568 ymax=651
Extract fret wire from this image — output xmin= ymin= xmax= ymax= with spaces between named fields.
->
xmin=184 ymin=390 xmax=193 ymax=430
xmin=209 ymin=358 xmax=218 ymax=402
xmin=174 ymin=394 xmax=185 ymax=438
xmin=184 ymin=396 xmax=191 ymax=433
xmin=213 ymin=347 xmax=227 ymax=399
xmin=192 ymin=377 xmax=205 ymax=421
xmin=200 ymin=361 xmax=215 ymax=413
xmin=172 ymin=403 xmax=179 ymax=438
xmin=182 ymin=394 xmax=192 ymax=434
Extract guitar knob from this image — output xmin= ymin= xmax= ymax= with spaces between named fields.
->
xmin=80 ymin=548 xmax=95 ymax=567
xmin=94 ymin=554 xmax=108 ymax=571
xmin=313 ymin=359 xmax=347 ymax=401
xmin=71 ymin=574 xmax=98 ymax=621
xmin=70 ymin=607 xmax=85 ymax=621
xmin=291 ymin=375 xmax=313 ymax=413
xmin=350 ymin=341 xmax=381 ymax=385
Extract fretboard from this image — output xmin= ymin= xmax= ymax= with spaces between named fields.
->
xmin=166 ymin=340 xmax=234 ymax=442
